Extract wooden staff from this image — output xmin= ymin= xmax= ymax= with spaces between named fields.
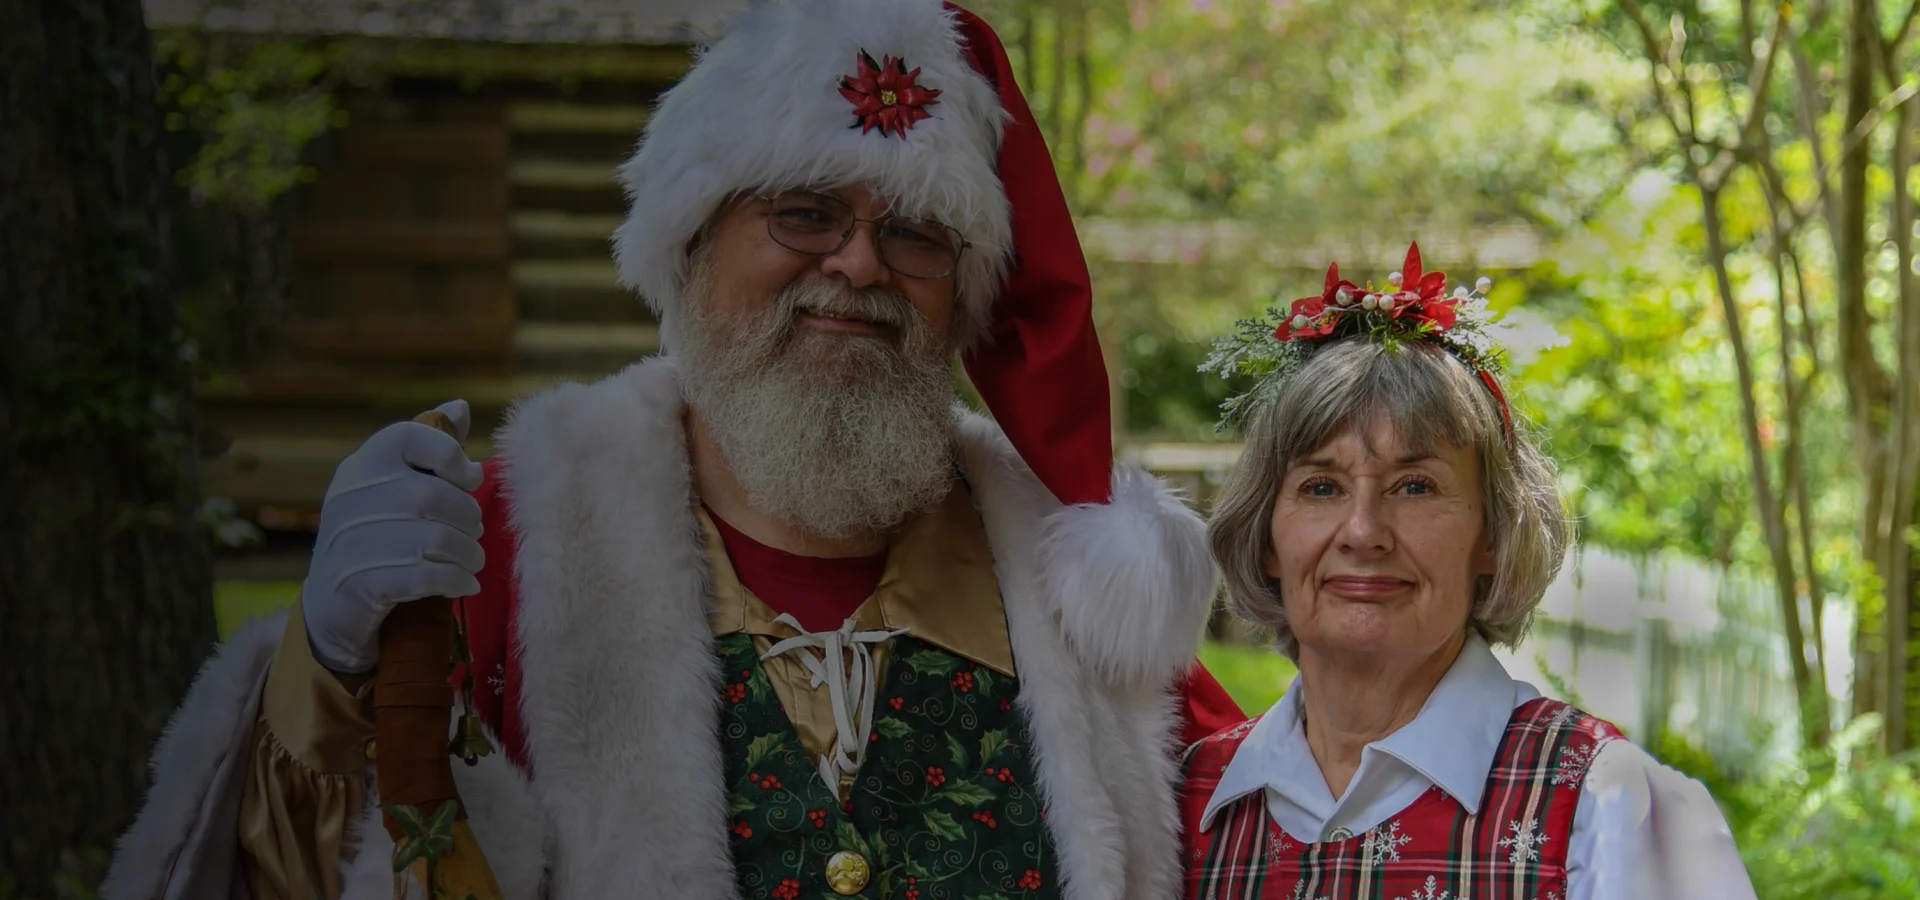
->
xmin=370 ymin=408 xmax=504 ymax=900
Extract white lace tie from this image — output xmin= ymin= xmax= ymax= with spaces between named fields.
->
xmin=759 ymin=613 xmax=910 ymax=791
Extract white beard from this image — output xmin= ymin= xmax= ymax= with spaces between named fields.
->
xmin=675 ymin=255 xmax=959 ymax=540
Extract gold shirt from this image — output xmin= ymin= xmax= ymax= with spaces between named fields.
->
xmin=237 ymin=481 xmax=1012 ymax=900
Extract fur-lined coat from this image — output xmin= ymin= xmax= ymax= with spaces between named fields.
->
xmin=103 ymin=359 xmax=1233 ymax=900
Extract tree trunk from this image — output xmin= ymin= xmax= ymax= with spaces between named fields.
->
xmin=1879 ymin=46 xmax=1920 ymax=751
xmin=1836 ymin=0 xmax=1894 ymax=726
xmin=0 ymin=0 xmax=217 ymax=893
xmin=1699 ymin=186 xmax=1830 ymax=747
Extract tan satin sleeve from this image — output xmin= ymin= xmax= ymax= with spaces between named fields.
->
xmin=238 ymin=602 xmax=376 ymax=900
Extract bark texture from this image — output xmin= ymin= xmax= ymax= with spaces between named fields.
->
xmin=0 ymin=0 xmax=218 ymax=893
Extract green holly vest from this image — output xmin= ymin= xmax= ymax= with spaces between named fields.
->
xmin=718 ymin=632 xmax=1063 ymax=900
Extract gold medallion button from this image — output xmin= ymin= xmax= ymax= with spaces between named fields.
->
xmin=825 ymin=849 xmax=871 ymax=895
xmin=1326 ymin=826 xmax=1353 ymax=842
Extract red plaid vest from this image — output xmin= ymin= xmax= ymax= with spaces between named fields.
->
xmin=1179 ymin=697 xmax=1622 ymax=900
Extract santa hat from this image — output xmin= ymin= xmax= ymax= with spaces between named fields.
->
xmin=613 ymin=1 xmax=1213 ymax=684
xmin=612 ymin=0 xmax=1110 ymax=509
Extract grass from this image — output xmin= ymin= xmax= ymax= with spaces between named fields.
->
xmin=211 ymin=580 xmax=1295 ymax=715
xmin=1199 ymin=639 xmax=1297 ymax=715
xmin=216 ymin=581 xmax=299 ymax=636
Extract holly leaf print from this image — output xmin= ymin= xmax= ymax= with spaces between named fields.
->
xmin=922 ymin=810 xmax=966 ymax=842
xmin=934 ymin=779 xmax=997 ymax=807
xmin=744 ymin=734 xmax=781 ymax=770
xmin=904 ymin=650 xmax=958 ymax=677
xmin=973 ymin=669 xmax=996 ymax=696
xmin=728 ymin=792 xmax=756 ymax=814
xmin=835 ymin=820 xmax=874 ymax=859
xmin=875 ymin=716 xmax=914 ymax=740
xmin=746 ymin=663 xmax=772 ymax=703
xmin=947 ymin=733 xmax=970 ymax=769
xmin=979 ymin=729 xmax=1009 ymax=764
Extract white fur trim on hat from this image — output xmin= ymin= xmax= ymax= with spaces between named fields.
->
xmin=613 ymin=0 xmax=1013 ymax=352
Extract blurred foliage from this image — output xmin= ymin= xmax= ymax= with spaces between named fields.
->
xmin=152 ymin=29 xmax=367 ymax=212
xmin=983 ymin=0 xmax=1902 ymax=611
xmin=1653 ymin=716 xmax=1920 ymax=899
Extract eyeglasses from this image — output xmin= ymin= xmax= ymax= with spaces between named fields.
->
xmin=756 ymin=189 xmax=969 ymax=280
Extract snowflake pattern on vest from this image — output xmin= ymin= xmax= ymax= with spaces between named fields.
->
xmin=1179 ymin=697 xmax=1621 ymax=900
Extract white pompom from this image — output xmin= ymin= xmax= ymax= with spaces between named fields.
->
xmin=1453 ymin=286 xmax=1469 ymax=300
xmin=1361 ymin=295 xmax=1377 ymax=311
xmin=1336 ymin=287 xmax=1352 ymax=304
xmin=1387 ymin=271 xmax=1404 ymax=287
xmin=1476 ymin=276 xmax=1493 ymax=293
xmin=1291 ymin=314 xmax=1310 ymax=330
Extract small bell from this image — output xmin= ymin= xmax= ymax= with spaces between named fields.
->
xmin=450 ymin=713 xmax=495 ymax=766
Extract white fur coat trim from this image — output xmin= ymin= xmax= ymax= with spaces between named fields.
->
xmin=101 ymin=613 xmax=284 ymax=900
xmin=492 ymin=357 xmax=1207 ymax=899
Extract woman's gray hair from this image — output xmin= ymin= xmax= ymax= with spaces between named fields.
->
xmin=1207 ymin=338 xmax=1571 ymax=659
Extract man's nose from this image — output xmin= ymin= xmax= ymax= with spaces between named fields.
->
xmin=818 ymin=220 xmax=893 ymax=289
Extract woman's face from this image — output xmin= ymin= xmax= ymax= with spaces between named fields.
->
xmin=1265 ymin=416 xmax=1495 ymax=665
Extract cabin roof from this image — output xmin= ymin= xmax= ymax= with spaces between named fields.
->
xmin=143 ymin=0 xmax=753 ymax=45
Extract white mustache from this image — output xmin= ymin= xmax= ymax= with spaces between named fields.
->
xmin=780 ymin=281 xmax=915 ymax=332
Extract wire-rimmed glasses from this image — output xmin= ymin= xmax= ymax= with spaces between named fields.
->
xmin=757 ymin=189 xmax=969 ymax=280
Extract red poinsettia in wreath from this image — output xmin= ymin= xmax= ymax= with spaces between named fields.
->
xmin=839 ymin=50 xmax=942 ymax=138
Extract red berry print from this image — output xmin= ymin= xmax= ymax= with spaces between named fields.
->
xmin=971 ymin=810 xmax=998 ymax=829
xmin=770 ymin=878 xmax=801 ymax=900
xmin=762 ymin=775 xmax=782 ymax=791
xmin=1017 ymin=869 xmax=1043 ymax=890
xmin=807 ymin=809 xmax=828 ymax=828
xmin=730 ymin=820 xmax=753 ymax=839
xmin=995 ymin=767 xmax=1014 ymax=783
xmin=952 ymin=672 xmax=974 ymax=692
xmin=926 ymin=766 xmax=946 ymax=787
xmin=723 ymin=683 xmax=747 ymax=704
xmin=999 ymin=697 xmax=1012 ymax=711
xmin=889 ymin=696 xmax=905 ymax=711
xmin=904 ymin=877 xmax=919 ymax=900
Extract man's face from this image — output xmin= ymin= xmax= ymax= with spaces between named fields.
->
xmin=695 ymin=183 xmax=961 ymax=365
xmin=674 ymin=183 xmax=965 ymax=540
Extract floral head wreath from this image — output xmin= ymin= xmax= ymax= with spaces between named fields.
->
xmin=1201 ymin=241 xmax=1514 ymax=438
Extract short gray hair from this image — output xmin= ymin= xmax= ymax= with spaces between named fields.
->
xmin=1206 ymin=339 xmax=1570 ymax=659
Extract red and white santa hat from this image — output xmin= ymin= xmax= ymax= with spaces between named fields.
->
xmin=613 ymin=0 xmax=1112 ymax=510
xmin=614 ymin=0 xmax=1214 ymax=683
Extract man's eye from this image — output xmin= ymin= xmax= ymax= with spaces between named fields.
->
xmin=774 ymin=207 xmax=840 ymax=231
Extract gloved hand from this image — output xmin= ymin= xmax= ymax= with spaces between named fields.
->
xmin=301 ymin=399 xmax=487 ymax=674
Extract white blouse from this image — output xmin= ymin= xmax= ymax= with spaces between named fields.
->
xmin=1197 ymin=635 xmax=1758 ymax=900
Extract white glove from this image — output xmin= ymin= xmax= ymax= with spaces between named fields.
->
xmin=301 ymin=399 xmax=487 ymax=674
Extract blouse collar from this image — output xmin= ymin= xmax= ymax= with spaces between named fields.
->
xmin=1199 ymin=633 xmax=1535 ymax=832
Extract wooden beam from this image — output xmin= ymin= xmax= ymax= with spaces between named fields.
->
xmin=282 ymin=317 xmax=514 ymax=362
xmin=336 ymin=123 xmax=508 ymax=169
xmin=507 ymin=102 xmax=650 ymax=134
xmin=291 ymin=220 xmax=510 ymax=264
xmin=381 ymin=40 xmax=691 ymax=83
